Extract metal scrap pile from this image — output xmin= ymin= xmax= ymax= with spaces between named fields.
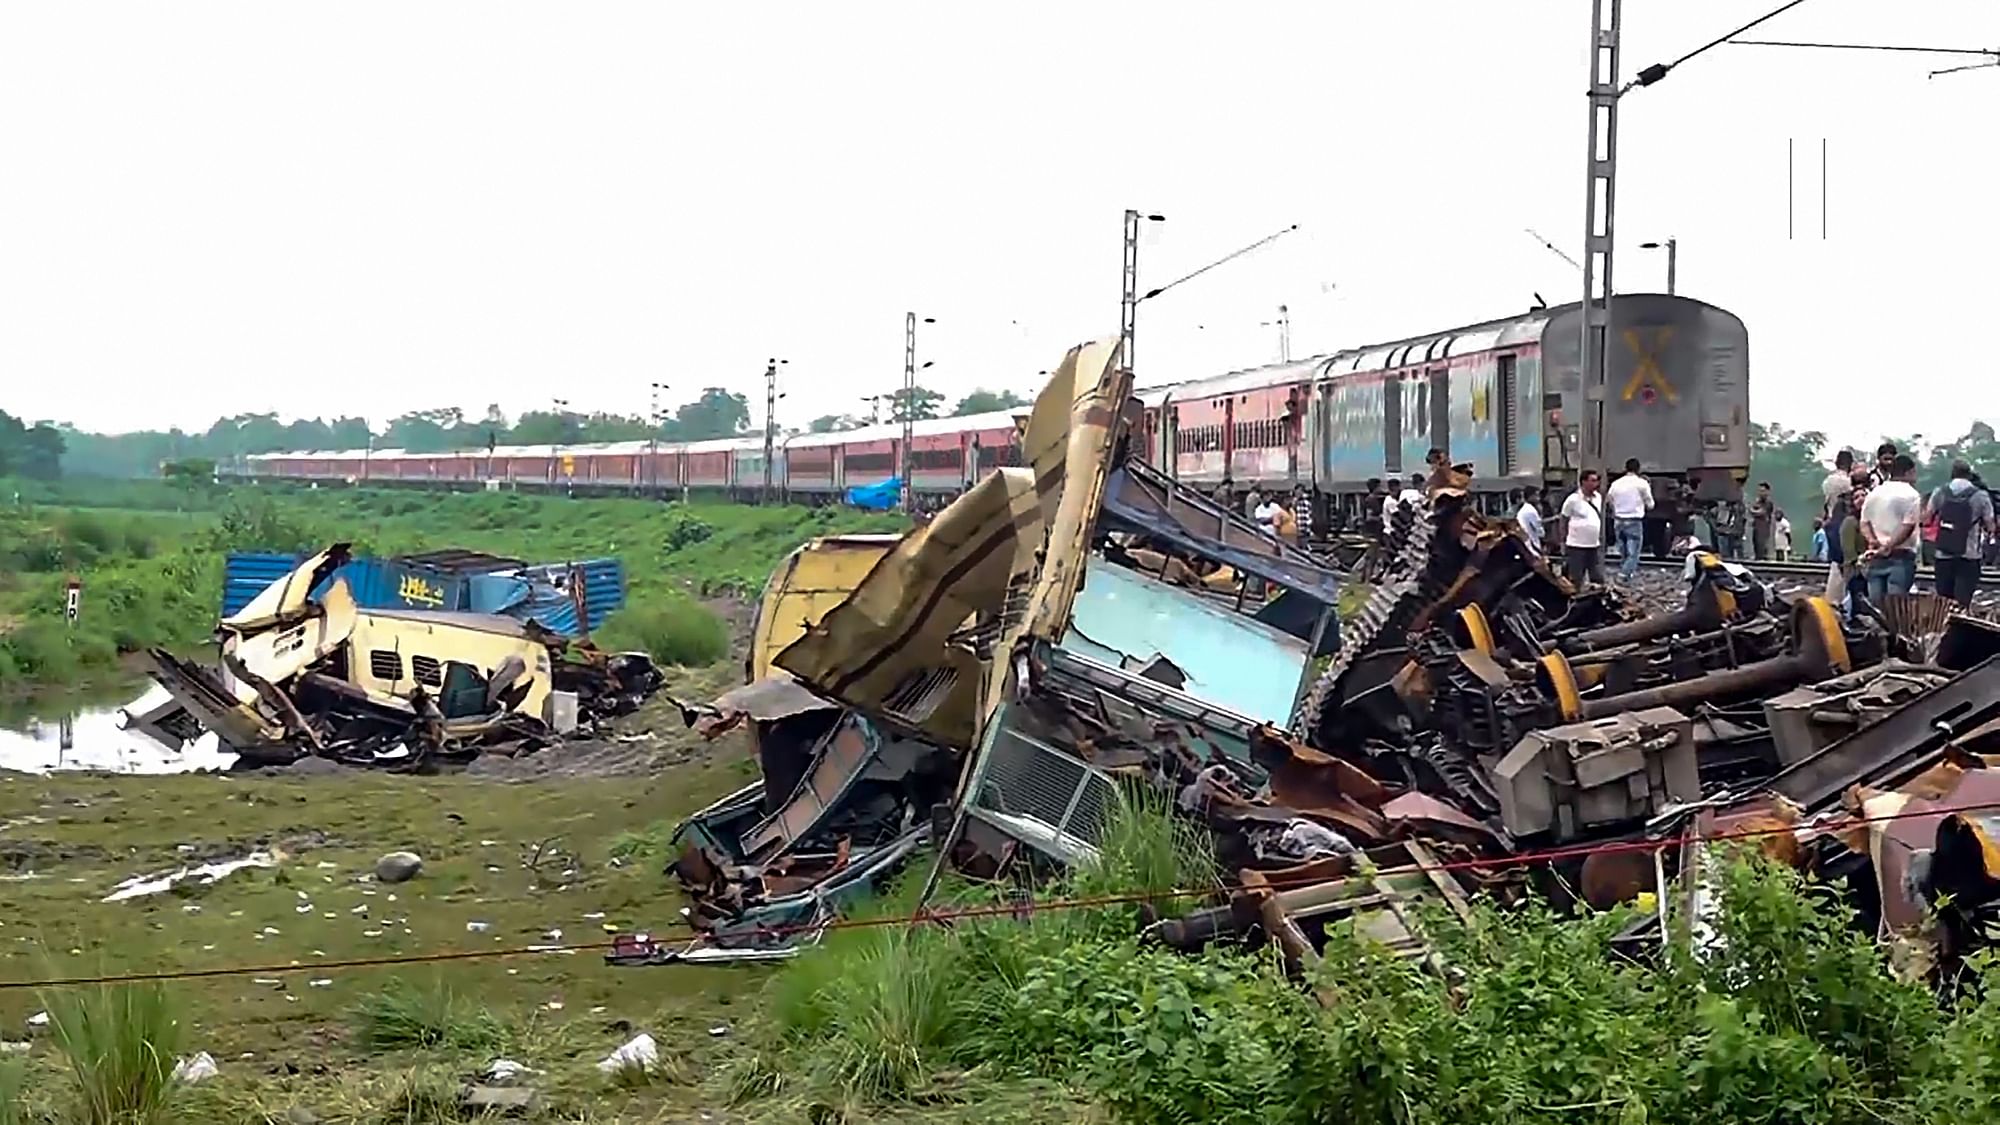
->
xmin=129 ymin=543 xmax=664 ymax=770
xmin=618 ymin=339 xmax=2000 ymax=986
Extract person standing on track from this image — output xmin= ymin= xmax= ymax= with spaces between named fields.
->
xmin=1561 ymin=470 xmax=1606 ymax=587
xmin=1823 ymin=450 xmax=1855 ymax=517
xmin=1514 ymin=486 xmax=1546 ymax=559
xmin=1773 ymin=508 xmax=1793 ymax=562
xmin=1605 ymin=458 xmax=1653 ymax=582
xmin=1750 ymin=481 xmax=1776 ymax=561
xmin=1860 ymin=453 xmax=1922 ymax=602
xmin=1922 ymin=459 xmax=1994 ymax=607
xmin=1869 ymin=442 xmax=1898 ymax=489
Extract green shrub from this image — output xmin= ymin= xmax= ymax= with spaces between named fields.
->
xmin=349 ymin=977 xmax=504 ymax=1052
xmin=0 ymin=1055 xmax=23 ymax=1125
xmin=0 ymin=617 xmax=82 ymax=681
xmin=596 ymin=595 xmax=728 ymax=666
xmin=42 ymin=982 xmax=183 ymax=1125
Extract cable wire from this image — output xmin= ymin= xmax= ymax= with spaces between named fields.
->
xmin=5 ymin=795 xmax=1994 ymax=992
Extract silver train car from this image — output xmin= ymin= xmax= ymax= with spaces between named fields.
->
xmin=1136 ymin=294 xmax=1750 ymax=523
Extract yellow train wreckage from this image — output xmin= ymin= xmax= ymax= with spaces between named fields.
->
xmin=131 ymin=544 xmax=666 ymax=769
xmin=605 ymin=341 xmax=2000 ymax=993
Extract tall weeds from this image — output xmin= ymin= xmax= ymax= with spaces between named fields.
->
xmin=349 ymin=976 xmax=504 ymax=1052
xmin=42 ymin=982 xmax=183 ymax=1125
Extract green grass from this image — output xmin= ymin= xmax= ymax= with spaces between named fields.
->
xmin=42 ymin=981 xmax=183 ymax=1125
xmin=349 ymin=976 xmax=505 ymax=1052
xmin=595 ymin=595 xmax=730 ymax=667
xmin=0 ymin=757 xmax=761 ymax=1122
xmin=0 ymin=1055 xmax=24 ymax=1125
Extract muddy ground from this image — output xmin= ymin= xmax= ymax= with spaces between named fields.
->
xmin=0 ymin=603 xmax=904 ymax=1124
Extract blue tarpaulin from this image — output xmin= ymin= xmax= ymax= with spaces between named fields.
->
xmin=221 ymin=551 xmax=625 ymax=638
xmin=844 ymin=477 xmax=902 ymax=511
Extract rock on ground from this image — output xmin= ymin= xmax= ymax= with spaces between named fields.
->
xmin=373 ymin=851 xmax=423 ymax=883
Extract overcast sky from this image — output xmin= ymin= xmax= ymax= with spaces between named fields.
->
xmin=1 ymin=1 xmax=1994 ymax=451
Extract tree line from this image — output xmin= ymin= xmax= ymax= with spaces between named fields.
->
xmin=0 ymin=410 xmax=65 ymax=480
xmin=49 ymin=385 xmax=1029 ymax=479
xmin=1748 ymin=420 xmax=2000 ymax=528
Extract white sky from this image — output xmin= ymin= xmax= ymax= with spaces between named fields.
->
xmin=1 ymin=1 xmax=1994 ymax=451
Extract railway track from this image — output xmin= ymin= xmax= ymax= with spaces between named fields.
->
xmin=1632 ymin=555 xmax=2000 ymax=590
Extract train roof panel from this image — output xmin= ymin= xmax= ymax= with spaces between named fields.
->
xmin=1162 ymin=356 xmax=1331 ymax=401
xmin=781 ymin=409 xmax=1026 ymax=450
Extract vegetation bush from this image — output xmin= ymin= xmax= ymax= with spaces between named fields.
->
xmin=42 ymin=981 xmax=183 ymax=1125
xmin=758 ymin=810 xmax=2000 ymax=1125
xmin=596 ymin=594 xmax=730 ymax=667
xmin=349 ymin=977 xmax=504 ymax=1052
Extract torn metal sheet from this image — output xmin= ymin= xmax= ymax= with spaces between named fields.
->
xmin=142 ymin=543 xmax=664 ymax=768
xmin=220 ymin=544 xmax=352 ymax=632
xmin=774 ymin=466 xmax=1042 ymax=749
xmin=1100 ymin=457 xmax=1348 ymax=607
xmin=748 ymin=535 xmax=899 ymax=683
xmin=777 ymin=338 xmax=1130 ymax=753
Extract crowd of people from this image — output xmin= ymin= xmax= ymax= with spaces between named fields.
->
xmin=1221 ymin=441 xmax=1995 ymax=613
xmin=1507 ymin=442 xmax=1996 ymax=609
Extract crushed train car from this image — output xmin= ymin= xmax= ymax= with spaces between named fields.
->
xmin=617 ymin=339 xmax=2000 ymax=986
xmin=130 ymin=544 xmax=663 ymax=769
xmin=221 ymin=547 xmax=626 ymax=638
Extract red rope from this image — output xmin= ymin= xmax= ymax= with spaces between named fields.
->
xmin=4 ymin=796 xmax=1990 ymax=992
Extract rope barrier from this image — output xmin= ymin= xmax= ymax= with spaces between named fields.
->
xmin=3 ymin=795 xmax=1992 ymax=992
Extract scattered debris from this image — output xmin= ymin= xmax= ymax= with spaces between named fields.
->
xmin=171 ymin=1051 xmax=219 ymax=1084
xmin=460 ymin=1084 xmax=540 ymax=1116
xmin=482 ymin=1058 xmax=536 ymax=1086
xmin=596 ymin=1032 xmax=660 ymax=1076
xmin=101 ymin=851 xmax=277 ymax=903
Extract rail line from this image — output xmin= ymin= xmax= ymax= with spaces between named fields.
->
xmin=1633 ymin=555 xmax=2000 ymax=590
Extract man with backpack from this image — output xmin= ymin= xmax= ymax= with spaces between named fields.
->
xmin=1923 ymin=460 xmax=1995 ymax=606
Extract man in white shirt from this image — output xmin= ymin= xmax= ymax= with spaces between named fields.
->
xmin=1604 ymin=458 xmax=1654 ymax=582
xmin=1560 ymin=468 xmax=1608 ymax=588
xmin=1397 ymin=472 xmax=1426 ymax=510
xmin=1822 ymin=450 xmax=1855 ymax=518
xmin=1250 ymin=489 xmax=1278 ymax=533
xmin=1860 ymin=453 xmax=1922 ymax=602
xmin=1513 ymin=486 xmax=1545 ymax=558
xmin=1560 ymin=469 xmax=1606 ymax=587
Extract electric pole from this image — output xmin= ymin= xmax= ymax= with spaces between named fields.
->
xmin=899 ymin=314 xmax=933 ymax=511
xmin=1120 ymin=210 xmax=1141 ymax=383
xmin=763 ymin=358 xmax=784 ymax=504
xmin=1278 ymin=304 xmax=1291 ymax=363
xmin=1579 ymin=0 xmax=1623 ymax=483
xmin=649 ymin=381 xmax=668 ymax=493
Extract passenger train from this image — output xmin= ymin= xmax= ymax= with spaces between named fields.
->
xmin=242 ymin=294 xmax=1750 ymax=523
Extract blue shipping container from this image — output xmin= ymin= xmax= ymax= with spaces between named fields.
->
xmin=220 ymin=552 xmax=626 ymax=638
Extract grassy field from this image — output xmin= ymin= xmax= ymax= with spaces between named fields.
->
xmin=0 ymin=479 xmax=903 ymax=701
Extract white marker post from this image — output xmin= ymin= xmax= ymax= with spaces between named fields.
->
xmin=64 ymin=578 xmax=81 ymax=627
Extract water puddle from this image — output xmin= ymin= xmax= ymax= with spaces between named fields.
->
xmin=0 ymin=685 xmax=237 ymax=776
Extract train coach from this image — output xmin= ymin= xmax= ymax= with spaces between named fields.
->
xmin=1139 ymin=293 xmax=1750 ymax=526
xmin=241 ymin=293 xmax=1748 ymax=531
xmin=244 ymin=411 xmax=1028 ymax=503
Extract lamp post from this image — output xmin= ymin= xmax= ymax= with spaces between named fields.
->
xmin=1639 ymin=239 xmax=1677 ymax=294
